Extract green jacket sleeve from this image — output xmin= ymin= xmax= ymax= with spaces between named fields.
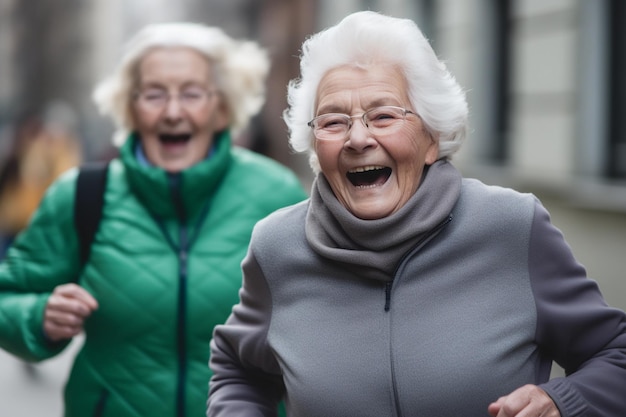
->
xmin=0 ymin=168 xmax=81 ymax=361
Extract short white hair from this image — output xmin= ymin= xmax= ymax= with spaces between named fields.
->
xmin=283 ymin=11 xmax=468 ymax=173
xmin=93 ymin=22 xmax=270 ymax=146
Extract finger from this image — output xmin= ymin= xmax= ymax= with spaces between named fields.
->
xmin=52 ymin=284 xmax=99 ymax=312
xmin=54 ymin=283 xmax=99 ymax=309
xmin=487 ymin=401 xmax=502 ymax=417
xmin=45 ymin=308 xmax=87 ymax=327
xmin=43 ymin=321 xmax=84 ymax=342
xmin=492 ymin=385 xmax=553 ymax=417
xmin=47 ymin=294 xmax=95 ymax=318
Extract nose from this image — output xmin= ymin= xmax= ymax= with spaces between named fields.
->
xmin=163 ymin=97 xmax=184 ymax=121
xmin=344 ymin=117 xmax=377 ymax=151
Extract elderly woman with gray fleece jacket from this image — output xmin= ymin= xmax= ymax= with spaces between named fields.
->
xmin=207 ymin=11 xmax=626 ymax=417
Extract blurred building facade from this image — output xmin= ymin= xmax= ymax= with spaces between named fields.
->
xmin=428 ymin=0 xmax=626 ymax=311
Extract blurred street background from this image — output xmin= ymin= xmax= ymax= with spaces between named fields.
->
xmin=1 ymin=0 xmax=626 ymax=415
xmin=0 ymin=337 xmax=82 ymax=416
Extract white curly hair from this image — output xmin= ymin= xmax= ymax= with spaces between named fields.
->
xmin=93 ymin=22 xmax=270 ymax=146
xmin=283 ymin=11 xmax=468 ymax=173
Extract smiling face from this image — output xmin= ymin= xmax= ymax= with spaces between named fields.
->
xmin=314 ymin=64 xmax=439 ymax=220
xmin=132 ymin=47 xmax=229 ymax=172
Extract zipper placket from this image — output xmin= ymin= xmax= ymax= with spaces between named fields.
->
xmin=386 ymin=214 xmax=453 ymax=417
xmin=147 ymin=173 xmax=213 ymax=417
xmin=384 ymin=215 xmax=453 ymax=312
xmin=169 ymin=173 xmax=188 ymax=417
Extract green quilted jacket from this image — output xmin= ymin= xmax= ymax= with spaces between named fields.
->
xmin=0 ymin=131 xmax=307 ymax=416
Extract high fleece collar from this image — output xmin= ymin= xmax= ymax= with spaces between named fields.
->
xmin=305 ymin=159 xmax=462 ymax=282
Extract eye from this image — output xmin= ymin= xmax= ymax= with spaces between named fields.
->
xmin=317 ymin=114 xmax=350 ymax=131
xmin=367 ymin=107 xmax=403 ymax=127
xmin=141 ymin=89 xmax=167 ymax=101
xmin=181 ymin=89 xmax=205 ymax=101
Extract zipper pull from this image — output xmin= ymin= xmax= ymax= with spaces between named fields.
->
xmin=384 ymin=281 xmax=393 ymax=312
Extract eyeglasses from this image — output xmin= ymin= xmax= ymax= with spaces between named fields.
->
xmin=134 ymin=87 xmax=215 ymax=111
xmin=307 ymin=106 xmax=417 ymax=141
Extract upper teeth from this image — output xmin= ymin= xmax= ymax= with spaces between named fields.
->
xmin=349 ymin=165 xmax=384 ymax=173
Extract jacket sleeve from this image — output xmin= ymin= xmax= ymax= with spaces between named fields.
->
xmin=0 ymin=168 xmax=81 ymax=361
xmin=208 ymin=246 xmax=285 ymax=417
xmin=530 ymin=199 xmax=626 ymax=417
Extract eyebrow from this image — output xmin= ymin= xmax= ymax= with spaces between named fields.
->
xmin=139 ymin=81 xmax=208 ymax=90
xmin=316 ymin=98 xmax=402 ymax=115
xmin=315 ymin=103 xmax=346 ymax=115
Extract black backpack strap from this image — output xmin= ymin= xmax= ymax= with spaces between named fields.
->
xmin=74 ymin=161 xmax=110 ymax=269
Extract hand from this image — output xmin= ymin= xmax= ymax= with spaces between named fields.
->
xmin=488 ymin=384 xmax=560 ymax=417
xmin=43 ymin=283 xmax=98 ymax=342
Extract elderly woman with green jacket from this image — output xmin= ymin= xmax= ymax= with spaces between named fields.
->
xmin=0 ymin=22 xmax=306 ymax=417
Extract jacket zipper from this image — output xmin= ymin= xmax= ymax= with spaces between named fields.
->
xmin=151 ymin=174 xmax=212 ymax=417
xmin=384 ymin=214 xmax=453 ymax=312
xmin=169 ymin=173 xmax=188 ymax=417
xmin=386 ymin=214 xmax=453 ymax=417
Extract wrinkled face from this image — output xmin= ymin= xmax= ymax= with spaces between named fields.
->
xmin=313 ymin=64 xmax=439 ymax=220
xmin=132 ymin=47 xmax=229 ymax=172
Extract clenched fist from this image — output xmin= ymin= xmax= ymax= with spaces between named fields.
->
xmin=488 ymin=384 xmax=560 ymax=417
xmin=43 ymin=283 xmax=98 ymax=342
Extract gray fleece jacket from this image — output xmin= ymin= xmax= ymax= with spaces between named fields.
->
xmin=209 ymin=166 xmax=626 ymax=417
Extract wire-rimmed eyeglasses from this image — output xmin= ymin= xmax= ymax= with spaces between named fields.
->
xmin=307 ymin=105 xmax=417 ymax=141
xmin=134 ymin=86 xmax=215 ymax=111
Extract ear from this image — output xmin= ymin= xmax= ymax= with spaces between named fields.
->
xmin=424 ymin=135 xmax=440 ymax=165
xmin=213 ymin=97 xmax=231 ymax=132
xmin=128 ymin=97 xmax=140 ymax=132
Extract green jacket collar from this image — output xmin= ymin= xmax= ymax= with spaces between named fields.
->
xmin=119 ymin=131 xmax=233 ymax=221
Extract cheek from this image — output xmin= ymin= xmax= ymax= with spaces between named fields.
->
xmin=400 ymin=125 xmax=435 ymax=161
xmin=191 ymin=108 xmax=223 ymax=130
xmin=314 ymin=141 xmax=342 ymax=173
xmin=133 ymin=108 xmax=158 ymax=130
xmin=389 ymin=138 xmax=421 ymax=166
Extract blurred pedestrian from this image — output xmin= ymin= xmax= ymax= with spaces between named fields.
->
xmin=0 ymin=22 xmax=306 ymax=417
xmin=0 ymin=105 xmax=82 ymax=258
xmin=208 ymin=11 xmax=626 ymax=417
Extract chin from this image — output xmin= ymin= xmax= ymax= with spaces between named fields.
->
xmin=160 ymin=161 xmax=190 ymax=173
xmin=349 ymin=204 xmax=395 ymax=220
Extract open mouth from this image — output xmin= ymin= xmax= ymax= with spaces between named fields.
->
xmin=346 ymin=166 xmax=392 ymax=187
xmin=159 ymin=133 xmax=192 ymax=144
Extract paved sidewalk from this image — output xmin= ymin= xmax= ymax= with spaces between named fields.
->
xmin=0 ymin=337 xmax=82 ymax=416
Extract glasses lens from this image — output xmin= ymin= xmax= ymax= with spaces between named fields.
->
xmin=138 ymin=89 xmax=167 ymax=110
xmin=365 ymin=106 xmax=406 ymax=135
xmin=179 ymin=88 xmax=211 ymax=109
xmin=312 ymin=114 xmax=350 ymax=140
xmin=136 ymin=88 xmax=212 ymax=111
